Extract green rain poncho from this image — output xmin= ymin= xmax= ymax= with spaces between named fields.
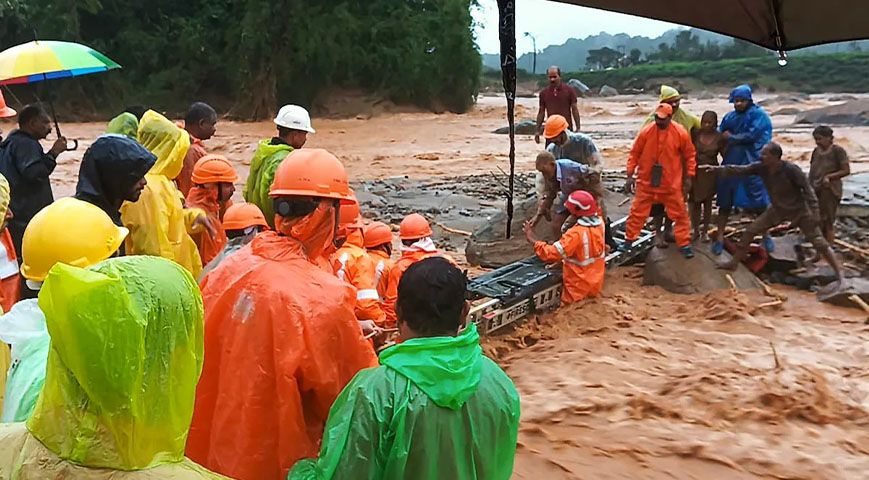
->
xmin=288 ymin=323 xmax=521 ymax=480
xmin=0 ymin=256 xmax=227 ymax=479
xmin=106 ymin=112 xmax=140 ymax=141
xmin=243 ymin=139 xmax=294 ymax=229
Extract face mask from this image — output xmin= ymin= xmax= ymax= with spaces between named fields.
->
xmin=275 ymin=200 xmax=338 ymax=260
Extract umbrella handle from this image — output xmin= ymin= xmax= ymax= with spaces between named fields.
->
xmin=65 ymin=138 xmax=79 ymax=151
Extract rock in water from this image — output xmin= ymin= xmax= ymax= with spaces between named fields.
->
xmin=696 ymin=90 xmax=714 ymax=100
xmin=567 ymin=78 xmax=590 ymax=96
xmin=643 ymin=244 xmax=762 ymax=294
xmin=599 ymin=85 xmax=619 ymax=97
xmin=794 ymin=100 xmax=869 ymax=126
xmin=816 ymin=277 xmax=869 ymax=307
xmin=465 ymin=196 xmax=559 ymax=268
xmin=492 ymin=119 xmax=538 ymax=135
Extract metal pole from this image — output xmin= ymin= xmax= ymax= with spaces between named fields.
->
xmin=499 ymin=0 xmax=516 ymax=239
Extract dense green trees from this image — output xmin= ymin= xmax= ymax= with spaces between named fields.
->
xmin=0 ymin=0 xmax=481 ymax=119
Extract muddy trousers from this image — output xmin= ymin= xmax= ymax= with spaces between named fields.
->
xmin=740 ymin=207 xmax=828 ymax=250
xmin=626 ymin=188 xmax=691 ymax=247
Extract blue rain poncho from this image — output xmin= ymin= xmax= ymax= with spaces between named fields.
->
xmin=717 ymin=84 xmax=772 ymax=209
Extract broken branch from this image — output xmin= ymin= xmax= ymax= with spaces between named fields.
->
xmin=835 ymin=239 xmax=869 ymax=258
xmin=433 ymin=221 xmax=472 ymax=236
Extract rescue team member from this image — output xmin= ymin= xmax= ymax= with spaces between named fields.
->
xmin=382 ymin=213 xmax=454 ymax=326
xmin=535 ymin=65 xmax=581 ymax=144
xmin=187 ymin=149 xmax=378 ymax=480
xmin=363 ymin=221 xmax=394 ymax=302
xmin=245 ymin=104 xmax=315 ymax=228
xmin=199 ymin=202 xmax=268 ymax=280
xmin=524 ymin=190 xmax=606 ymax=304
xmin=121 ymin=110 xmax=214 ymax=278
xmin=0 ymin=104 xmax=67 ymax=258
xmin=0 ymin=175 xmax=18 ymax=312
xmin=289 ymin=257 xmax=521 ymax=480
xmin=74 ymin=134 xmax=156 ymax=229
xmin=0 ymin=90 xmax=17 ymax=142
xmin=0 ymin=256 xmax=226 ymax=479
xmin=713 ymin=84 xmax=773 ymax=255
xmin=186 ymin=154 xmax=239 ymax=266
xmin=624 ymin=103 xmax=696 ymax=259
xmin=177 ymin=102 xmax=218 ymax=196
xmin=332 ymin=195 xmax=386 ymax=329
xmin=809 ymin=125 xmax=850 ymax=245
xmin=0 ymin=198 xmax=127 ymax=423
xmin=701 ymin=142 xmax=845 ymax=285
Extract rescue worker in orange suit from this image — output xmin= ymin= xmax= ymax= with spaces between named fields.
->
xmin=185 ymin=154 xmax=239 ymax=266
xmin=363 ymin=221 xmax=394 ymax=303
xmin=524 ymin=190 xmax=606 ymax=304
xmin=0 ymin=174 xmax=19 ymax=312
xmin=382 ymin=213 xmax=453 ymax=326
xmin=624 ymin=103 xmax=697 ymax=259
xmin=187 ymin=149 xmax=378 ymax=480
xmin=332 ymin=194 xmax=386 ymax=331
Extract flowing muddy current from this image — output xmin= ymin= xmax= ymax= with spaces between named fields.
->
xmin=8 ymin=91 xmax=869 ymax=478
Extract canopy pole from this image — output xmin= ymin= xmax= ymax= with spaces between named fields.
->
xmin=497 ymin=0 xmax=517 ymax=238
xmin=769 ymin=0 xmax=788 ymax=65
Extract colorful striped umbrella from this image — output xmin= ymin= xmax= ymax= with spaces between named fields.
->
xmin=0 ymin=40 xmax=121 ymax=85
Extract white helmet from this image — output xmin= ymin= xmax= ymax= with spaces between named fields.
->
xmin=274 ymin=104 xmax=315 ymax=133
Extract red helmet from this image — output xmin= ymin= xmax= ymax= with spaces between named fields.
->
xmin=564 ymin=190 xmax=598 ymax=217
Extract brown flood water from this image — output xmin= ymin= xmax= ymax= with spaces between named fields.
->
xmin=5 ymin=92 xmax=869 ymax=478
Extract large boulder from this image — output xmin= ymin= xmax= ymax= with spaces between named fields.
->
xmin=599 ymin=85 xmax=619 ymax=97
xmin=643 ymin=244 xmax=762 ymax=294
xmin=465 ymin=196 xmax=558 ymax=268
xmin=696 ymin=90 xmax=714 ymax=100
xmin=567 ymin=78 xmax=590 ymax=96
xmin=493 ymin=119 xmax=538 ymax=135
xmin=794 ymin=100 xmax=869 ymax=126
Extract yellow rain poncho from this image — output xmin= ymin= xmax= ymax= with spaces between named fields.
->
xmin=642 ymin=85 xmax=701 ymax=134
xmin=0 ymin=256 xmax=228 ymax=479
xmin=121 ymin=110 xmax=204 ymax=278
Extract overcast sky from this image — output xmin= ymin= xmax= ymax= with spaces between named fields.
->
xmin=472 ymin=0 xmax=682 ymax=55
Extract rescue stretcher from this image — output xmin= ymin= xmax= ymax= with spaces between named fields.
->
xmin=466 ymin=216 xmax=656 ymax=334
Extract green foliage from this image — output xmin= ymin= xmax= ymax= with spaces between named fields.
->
xmin=0 ymin=0 xmax=481 ymax=119
xmin=646 ymin=31 xmax=767 ymax=63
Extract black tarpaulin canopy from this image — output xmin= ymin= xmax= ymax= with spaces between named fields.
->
xmin=494 ymin=0 xmax=869 ymax=238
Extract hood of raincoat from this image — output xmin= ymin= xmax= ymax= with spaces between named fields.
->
xmin=186 ymin=185 xmax=220 ymax=215
xmin=75 ymin=135 xmax=157 ymax=226
xmin=27 ymin=255 xmax=204 ymax=471
xmin=659 ymin=85 xmax=680 ymax=102
xmin=106 ymin=112 xmax=140 ymax=140
xmin=276 ymin=201 xmax=339 ymax=262
xmin=729 ymin=84 xmax=754 ymax=103
xmin=0 ymin=173 xmax=9 ymax=220
xmin=243 ymin=139 xmax=294 ymax=229
xmin=379 ymin=323 xmax=482 ymax=410
xmin=138 ymin=110 xmax=191 ymax=180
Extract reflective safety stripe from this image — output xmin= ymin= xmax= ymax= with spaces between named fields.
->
xmin=0 ymin=241 xmax=16 ymax=279
xmin=357 ymin=289 xmax=380 ymax=301
xmin=336 ymin=253 xmax=349 ymax=281
xmin=374 ymin=260 xmax=385 ymax=290
xmin=582 ymin=231 xmax=590 ymax=261
xmin=554 ymin=240 xmax=604 ymax=267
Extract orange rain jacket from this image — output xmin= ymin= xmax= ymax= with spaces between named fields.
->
xmin=627 ymin=122 xmax=697 ymax=194
xmin=332 ymin=229 xmax=386 ymax=325
xmin=187 ymin=228 xmax=378 ymax=480
xmin=177 ymin=135 xmax=206 ymax=197
xmin=367 ymin=248 xmax=394 ymax=305
xmin=382 ymin=243 xmax=455 ymax=326
xmin=535 ymin=216 xmax=606 ymax=304
xmin=185 ymin=185 xmax=228 ymax=266
xmin=0 ymin=229 xmax=19 ymax=313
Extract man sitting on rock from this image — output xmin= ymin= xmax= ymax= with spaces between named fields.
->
xmin=700 ymin=142 xmax=844 ymax=286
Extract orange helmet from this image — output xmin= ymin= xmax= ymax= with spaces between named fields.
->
xmin=363 ymin=221 xmax=393 ymax=248
xmin=400 ymin=213 xmax=432 ymax=240
xmin=544 ymin=114 xmax=568 ymax=139
xmin=222 ymin=202 xmax=269 ymax=230
xmin=339 ymin=192 xmax=363 ymax=229
xmin=269 ymin=148 xmax=352 ymax=201
xmin=564 ymin=190 xmax=599 ymax=217
xmin=0 ymin=91 xmax=16 ymax=118
xmin=192 ymin=154 xmax=239 ymax=184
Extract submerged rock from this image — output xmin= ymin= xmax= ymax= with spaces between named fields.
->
xmin=643 ymin=244 xmax=762 ymax=294
xmin=599 ymin=85 xmax=619 ymax=97
xmin=493 ymin=119 xmax=538 ymax=135
xmin=465 ymin=196 xmax=558 ymax=268
xmin=794 ymin=100 xmax=869 ymax=126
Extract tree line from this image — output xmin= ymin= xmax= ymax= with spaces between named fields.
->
xmin=0 ymin=0 xmax=481 ymax=120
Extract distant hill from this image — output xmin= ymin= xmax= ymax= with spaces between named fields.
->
xmin=481 ymin=28 xmax=869 ymax=73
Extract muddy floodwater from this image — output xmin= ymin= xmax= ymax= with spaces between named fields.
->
xmin=13 ymin=92 xmax=869 ymax=479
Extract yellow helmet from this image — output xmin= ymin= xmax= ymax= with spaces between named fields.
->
xmin=21 ymin=198 xmax=129 ymax=281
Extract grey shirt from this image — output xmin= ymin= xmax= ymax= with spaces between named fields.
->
xmin=546 ymin=132 xmax=602 ymax=173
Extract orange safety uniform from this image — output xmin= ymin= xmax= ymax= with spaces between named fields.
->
xmin=0 ymin=229 xmax=19 ymax=312
xmin=367 ymin=248 xmax=394 ymax=303
xmin=626 ymin=121 xmax=696 ymax=247
xmin=185 ymin=186 xmax=228 ymax=266
xmin=333 ymin=229 xmax=386 ymax=325
xmin=177 ymin=135 xmax=206 ymax=197
xmin=383 ymin=247 xmax=455 ymax=326
xmin=534 ymin=216 xmax=606 ymax=304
